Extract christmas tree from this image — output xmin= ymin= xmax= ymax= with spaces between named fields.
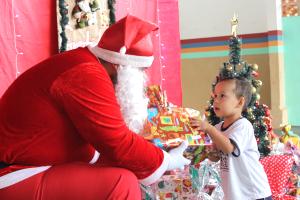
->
xmin=205 ymin=15 xmax=272 ymax=156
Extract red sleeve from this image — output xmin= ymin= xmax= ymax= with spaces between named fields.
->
xmin=50 ymin=63 xmax=169 ymax=184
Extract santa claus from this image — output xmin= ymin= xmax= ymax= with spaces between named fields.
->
xmin=0 ymin=15 xmax=190 ymax=199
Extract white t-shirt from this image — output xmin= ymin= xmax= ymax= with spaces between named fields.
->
xmin=215 ymin=118 xmax=271 ymax=200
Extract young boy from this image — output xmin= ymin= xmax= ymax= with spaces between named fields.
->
xmin=190 ymin=77 xmax=272 ymax=200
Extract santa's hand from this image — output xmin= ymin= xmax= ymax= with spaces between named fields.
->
xmin=167 ymin=141 xmax=191 ymax=171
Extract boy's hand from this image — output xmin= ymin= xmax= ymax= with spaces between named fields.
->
xmin=189 ymin=114 xmax=210 ymax=132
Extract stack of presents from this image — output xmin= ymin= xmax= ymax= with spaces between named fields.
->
xmin=262 ymin=125 xmax=300 ymax=200
xmin=141 ymin=85 xmax=300 ymax=200
xmin=141 ymin=85 xmax=223 ymax=200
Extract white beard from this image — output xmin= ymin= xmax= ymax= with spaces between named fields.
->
xmin=115 ymin=66 xmax=148 ymax=134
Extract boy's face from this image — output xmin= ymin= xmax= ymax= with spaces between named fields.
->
xmin=213 ymin=79 xmax=243 ymax=119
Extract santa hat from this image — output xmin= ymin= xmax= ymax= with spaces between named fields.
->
xmin=89 ymin=15 xmax=158 ymax=68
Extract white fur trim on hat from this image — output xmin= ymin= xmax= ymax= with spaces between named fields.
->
xmin=88 ymin=45 xmax=154 ymax=68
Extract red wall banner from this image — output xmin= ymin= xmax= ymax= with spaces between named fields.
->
xmin=0 ymin=0 xmax=182 ymax=105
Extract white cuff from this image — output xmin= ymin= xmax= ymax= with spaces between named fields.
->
xmin=0 ymin=166 xmax=51 ymax=189
xmin=89 ymin=150 xmax=100 ymax=164
xmin=139 ymin=150 xmax=170 ymax=186
xmin=88 ymin=45 xmax=154 ymax=68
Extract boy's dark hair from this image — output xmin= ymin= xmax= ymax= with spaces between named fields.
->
xmin=220 ymin=77 xmax=252 ymax=111
xmin=234 ymin=78 xmax=252 ymax=110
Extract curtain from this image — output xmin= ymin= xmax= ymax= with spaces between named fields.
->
xmin=0 ymin=0 xmax=58 ymax=96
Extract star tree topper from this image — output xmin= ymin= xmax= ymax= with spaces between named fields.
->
xmin=231 ymin=13 xmax=238 ymax=37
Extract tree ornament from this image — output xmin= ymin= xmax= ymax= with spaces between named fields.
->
xmin=248 ymin=112 xmax=255 ymax=121
xmin=77 ymin=19 xmax=87 ymax=28
xmin=252 ymin=71 xmax=259 ymax=78
xmin=254 ymin=80 xmax=262 ymax=87
xmin=205 ymin=111 xmax=211 ymax=117
xmin=255 ymin=93 xmax=261 ymax=101
xmin=251 ymin=87 xmax=256 ymax=94
xmin=264 ymin=136 xmax=269 ymax=140
xmin=267 ymin=146 xmax=272 ymax=150
xmin=265 ymin=109 xmax=271 ymax=117
xmin=267 ymin=125 xmax=272 ymax=131
xmin=247 ymin=107 xmax=253 ymax=114
xmin=264 ymin=116 xmax=271 ymax=123
xmin=251 ymin=64 xmax=259 ymax=71
xmin=90 ymin=0 xmax=100 ymax=12
xmin=226 ymin=65 xmax=233 ymax=71
xmin=258 ymin=80 xmax=262 ymax=87
xmin=72 ymin=5 xmax=82 ymax=19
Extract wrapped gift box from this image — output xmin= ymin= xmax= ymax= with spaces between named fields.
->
xmin=143 ymin=106 xmax=212 ymax=165
xmin=141 ymin=161 xmax=224 ymax=200
xmin=144 ymin=85 xmax=213 ymax=165
xmin=142 ymin=172 xmax=197 ymax=200
xmin=260 ymin=155 xmax=297 ymax=200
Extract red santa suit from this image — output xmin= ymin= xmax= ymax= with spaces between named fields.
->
xmin=0 ymin=15 xmax=174 ymax=199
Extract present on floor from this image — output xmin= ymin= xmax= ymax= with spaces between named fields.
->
xmin=141 ymin=159 xmax=223 ymax=200
xmin=142 ymin=173 xmax=197 ymax=200
xmin=261 ymin=136 xmax=300 ymax=200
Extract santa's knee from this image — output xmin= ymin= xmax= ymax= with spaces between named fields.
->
xmin=117 ymin=168 xmax=139 ymax=186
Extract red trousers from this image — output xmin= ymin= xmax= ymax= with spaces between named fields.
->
xmin=0 ymin=163 xmax=141 ymax=200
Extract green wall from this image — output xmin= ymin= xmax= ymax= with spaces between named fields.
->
xmin=283 ymin=16 xmax=300 ymax=126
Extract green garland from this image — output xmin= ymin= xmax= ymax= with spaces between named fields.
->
xmin=58 ymin=0 xmax=69 ymax=52
xmin=108 ymin=0 xmax=116 ymax=25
